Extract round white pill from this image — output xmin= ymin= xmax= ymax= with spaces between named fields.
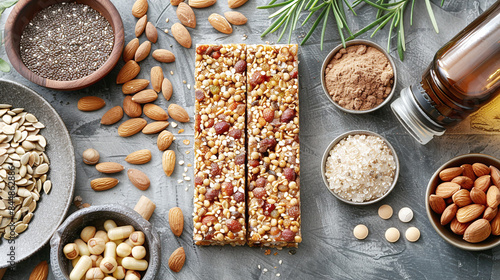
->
xmin=405 ymin=227 xmax=421 ymax=242
xmin=353 ymin=224 xmax=369 ymax=240
xmin=378 ymin=204 xmax=393 ymax=220
xmin=385 ymin=227 xmax=400 ymax=243
xmin=398 ymin=207 xmax=413 ymax=223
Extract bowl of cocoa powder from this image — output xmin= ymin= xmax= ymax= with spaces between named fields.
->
xmin=321 ymin=39 xmax=397 ymax=114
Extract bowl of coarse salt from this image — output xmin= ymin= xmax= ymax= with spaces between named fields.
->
xmin=321 ymin=130 xmax=399 ymax=205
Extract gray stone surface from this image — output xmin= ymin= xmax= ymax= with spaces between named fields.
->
xmin=1 ymin=0 xmax=500 ymax=279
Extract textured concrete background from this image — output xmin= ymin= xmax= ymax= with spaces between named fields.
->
xmin=1 ymin=0 xmax=500 ymax=279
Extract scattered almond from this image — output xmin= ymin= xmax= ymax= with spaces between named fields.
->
xmin=91 ymin=178 xmax=119 ymax=191
xmin=151 ymin=66 xmax=163 ymax=92
xmin=440 ymin=203 xmax=457 ymax=225
xmin=122 ymin=79 xmax=150 ymax=94
xmin=162 ymin=78 xmax=173 ymax=100
xmin=171 ymin=23 xmax=192 ymax=48
xmin=452 ymin=189 xmax=472 ymax=208
xmin=123 ymin=96 xmax=143 ymax=118
xmin=168 ymin=104 xmax=190 ymax=122
xmin=177 ymin=3 xmax=196 ymax=28
xmin=208 ymin=13 xmax=232 ymax=34
xmin=474 ymin=175 xmax=491 ymax=192
xmin=487 ymin=185 xmax=500 ymax=208
xmin=144 ymin=104 xmax=169 ymax=121
xmin=132 ymin=0 xmax=148 ymax=18
xmin=451 ymin=176 xmax=474 ymax=190
xmin=135 ymin=41 xmax=152 ymax=62
xmin=450 ymin=218 xmax=470 ymax=235
xmin=162 ymin=150 xmax=176 ymax=176
xmin=473 ymin=163 xmax=490 ymax=177
xmin=461 ymin=163 xmax=476 ymax=181
xmin=132 ymin=89 xmax=158 ymax=104
xmin=143 ymin=121 xmax=170 ymax=134
xmin=123 ymin=38 xmax=140 ymax=62
xmin=96 ymin=162 xmax=125 ymax=174
xmin=118 ymin=118 xmax=148 ymax=137
xmin=125 ymin=149 xmax=152 ymax=165
xmin=146 ymin=22 xmax=158 ymax=43
xmin=168 ymin=247 xmax=185 ymax=272
xmin=456 ymin=204 xmax=485 ymax=223
xmin=152 ymin=49 xmax=176 ymax=63
xmin=29 ymin=260 xmax=48 ymax=280
xmin=101 ymin=106 xmax=124 ymax=125
xmin=188 ymin=0 xmax=216 ymax=8
xmin=224 ymin=11 xmax=247 ymax=25
xmin=127 ymin=168 xmax=151 ymax=191
xmin=470 ymin=187 xmax=487 ymax=205
xmin=228 ymin=0 xmax=248 ymax=8
xmin=463 ymin=218 xmax=491 ymax=243
xmin=169 ymin=207 xmax=184 ymax=237
xmin=435 ymin=182 xmax=460 ymax=198
xmin=439 ymin=167 xmax=464 ymax=182
xmin=77 ymin=96 xmax=105 ymax=112
xmin=135 ymin=15 xmax=148 ymax=37
xmin=116 ymin=60 xmax=141 ymax=84
xmin=157 ymin=130 xmax=174 ymax=151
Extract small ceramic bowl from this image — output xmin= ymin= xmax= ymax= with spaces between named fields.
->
xmin=426 ymin=153 xmax=500 ymax=251
xmin=320 ymin=39 xmax=397 ymax=114
xmin=321 ymin=130 xmax=399 ymax=205
xmin=50 ymin=204 xmax=160 ymax=279
xmin=4 ymin=0 xmax=124 ymax=90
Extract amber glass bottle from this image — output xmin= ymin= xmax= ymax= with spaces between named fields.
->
xmin=391 ymin=1 xmax=500 ymax=144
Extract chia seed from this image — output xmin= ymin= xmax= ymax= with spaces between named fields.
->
xmin=19 ymin=2 xmax=114 ymax=81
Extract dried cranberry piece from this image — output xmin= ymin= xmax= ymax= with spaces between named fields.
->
xmin=222 ymin=182 xmax=233 ymax=196
xmin=281 ymin=229 xmax=296 ymax=242
xmin=255 ymin=177 xmax=267 ymax=188
xmin=235 ymin=154 xmax=245 ymax=165
xmin=263 ymin=203 xmax=276 ymax=216
xmin=253 ymin=187 xmax=266 ymax=199
xmin=194 ymin=176 xmax=204 ymax=186
xmin=205 ymin=231 xmax=214 ymax=240
xmin=281 ymin=108 xmax=295 ymax=123
xmin=228 ymin=129 xmax=242 ymax=139
xmin=196 ymin=45 xmax=208 ymax=54
xmin=195 ymin=115 xmax=201 ymax=132
xmin=263 ymin=108 xmax=274 ymax=122
xmin=288 ymin=206 xmax=300 ymax=219
xmin=202 ymin=215 xmax=217 ymax=225
xmin=283 ymin=167 xmax=296 ymax=181
xmin=212 ymin=51 xmax=221 ymax=59
xmin=214 ymin=121 xmax=230 ymax=135
xmin=211 ymin=163 xmax=221 ymax=176
xmin=258 ymin=138 xmax=277 ymax=153
xmin=195 ymin=90 xmax=205 ymax=101
xmin=226 ymin=219 xmax=242 ymax=232
xmin=205 ymin=188 xmax=219 ymax=201
xmin=234 ymin=60 xmax=246 ymax=73
xmin=250 ymin=71 xmax=266 ymax=88
xmin=248 ymin=159 xmax=259 ymax=167
xmin=234 ymin=191 xmax=245 ymax=202
xmin=290 ymin=70 xmax=298 ymax=79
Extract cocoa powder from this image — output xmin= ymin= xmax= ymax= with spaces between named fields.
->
xmin=324 ymin=44 xmax=394 ymax=111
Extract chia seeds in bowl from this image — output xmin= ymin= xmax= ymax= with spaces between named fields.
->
xmin=19 ymin=2 xmax=114 ymax=81
xmin=321 ymin=130 xmax=399 ymax=205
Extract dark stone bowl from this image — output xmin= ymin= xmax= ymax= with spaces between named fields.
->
xmin=50 ymin=204 xmax=161 ymax=279
xmin=0 ymin=79 xmax=75 ymax=268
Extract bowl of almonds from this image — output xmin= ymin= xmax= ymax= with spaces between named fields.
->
xmin=426 ymin=153 xmax=500 ymax=251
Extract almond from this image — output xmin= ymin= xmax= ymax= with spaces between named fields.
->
xmin=162 ymin=78 xmax=173 ymax=100
xmin=461 ymin=163 xmax=476 ymax=181
xmin=208 ymin=13 xmax=232 ymax=34
xmin=118 ymin=118 xmax=148 ymax=137
xmin=151 ymin=66 xmax=163 ymax=92
xmin=439 ymin=167 xmax=464 ymax=182
xmin=435 ymin=182 xmax=460 ymax=198
xmin=116 ymin=60 xmax=140 ymax=84
xmin=125 ymin=149 xmax=152 ymax=165
xmin=474 ymin=175 xmax=491 ymax=192
xmin=168 ymin=104 xmax=190 ymax=122
xmin=96 ymin=162 xmax=124 ymax=174
xmin=463 ymin=219 xmax=491 ymax=243
xmin=135 ymin=41 xmax=152 ymax=62
xmin=491 ymin=210 xmax=500 ymax=235
xmin=177 ymin=3 xmax=196 ymax=28
xmin=122 ymin=79 xmax=150 ymax=94
xmin=452 ymin=189 xmax=472 ymax=208
xmin=171 ymin=0 xmax=184 ymax=6
xmin=29 ymin=260 xmax=48 ymax=280
xmin=132 ymin=0 xmax=148 ymax=18
xmin=101 ymin=106 xmax=124 ymax=125
xmin=127 ymin=168 xmax=150 ymax=191
xmin=456 ymin=204 xmax=485 ymax=223
xmin=188 ymin=0 xmax=216 ymax=8
xmin=123 ymin=96 xmax=142 ymax=118
xmin=123 ymin=38 xmax=140 ymax=62
xmin=487 ymin=185 xmax=500 ymax=208
xmin=157 ymin=130 xmax=174 ymax=151
xmin=135 ymin=15 xmax=148 ymax=37
xmin=91 ymin=178 xmax=119 ymax=191
xmin=228 ymin=0 xmax=248 ymax=8
xmin=162 ymin=150 xmax=176 ymax=176
xmin=152 ymin=49 xmax=176 ymax=63
xmin=146 ymin=22 xmax=158 ymax=43
xmin=144 ymin=104 xmax=169 ymax=121
xmin=470 ymin=187 xmax=487 ymax=205
xmin=171 ymin=23 xmax=192 ymax=48
xmin=490 ymin=165 xmax=500 ymax=188
xmin=451 ymin=176 xmax=474 ymax=190
xmin=429 ymin=194 xmax=446 ymax=214
xmin=169 ymin=207 xmax=184 ymax=237
xmin=484 ymin=207 xmax=498 ymax=221
xmin=224 ymin=11 xmax=247 ymax=25
xmin=132 ymin=89 xmax=158 ymax=104
xmin=440 ymin=203 xmax=457 ymax=225
xmin=77 ymin=96 xmax=105 ymax=112
xmin=473 ymin=162 xmax=490 ymax=177
xmin=168 ymin=247 xmax=185 ymax=272
xmin=142 ymin=121 xmax=170 ymax=134
xmin=450 ymin=218 xmax=470 ymax=235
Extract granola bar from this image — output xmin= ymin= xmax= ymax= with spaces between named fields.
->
xmin=246 ymin=45 xmax=301 ymax=247
xmin=193 ymin=44 xmax=247 ymax=246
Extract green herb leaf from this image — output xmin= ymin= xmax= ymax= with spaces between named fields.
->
xmin=0 ymin=58 xmax=10 ymax=72
xmin=424 ymin=0 xmax=439 ymax=33
xmin=0 ymin=0 xmax=18 ymax=9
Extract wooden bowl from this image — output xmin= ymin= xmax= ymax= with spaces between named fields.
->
xmin=4 ymin=0 xmax=124 ymax=91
